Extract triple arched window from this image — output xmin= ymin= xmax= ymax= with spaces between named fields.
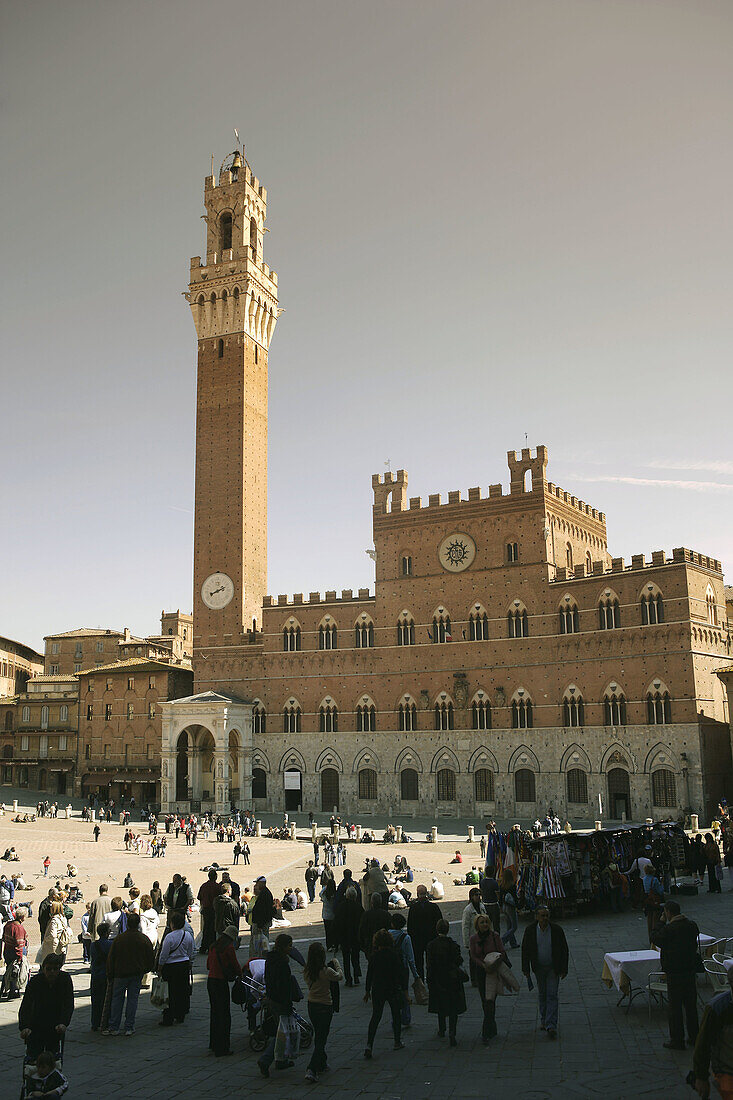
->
xmin=469 ymin=611 xmax=489 ymax=640
xmin=599 ymin=596 xmax=620 ymax=630
xmin=511 ymin=694 xmax=533 ymax=729
xmin=283 ymin=625 xmax=301 ymax=652
xmin=283 ymin=703 xmax=301 ymax=734
xmin=472 ymin=698 xmax=492 ymax=730
xmin=641 ymin=591 xmax=664 ymax=625
xmin=253 ymin=704 xmax=266 ymax=735
xmin=356 ymin=703 xmax=376 ymax=732
xmin=434 ymin=700 xmax=454 ymax=731
xmin=319 ymin=623 xmax=338 ymax=650
xmin=508 ymin=606 xmax=529 ymax=638
xmin=355 ymin=620 xmax=374 ymax=648
xmin=706 ymin=586 xmax=718 ymax=626
xmin=398 ymin=700 xmax=418 ymax=731
xmin=647 ymin=688 xmax=672 ymax=724
xmin=562 ymin=691 xmax=584 ymax=728
xmin=397 ymin=616 xmax=415 ymax=646
xmin=604 ymin=691 xmax=627 ymax=726
xmin=319 ymin=703 xmax=338 ymax=733
xmin=431 ymin=613 xmax=452 ymax=643
xmin=559 ymin=601 xmax=579 ymax=634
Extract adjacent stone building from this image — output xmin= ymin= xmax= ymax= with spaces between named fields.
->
xmin=161 ymin=146 xmax=732 ymax=824
xmin=0 ymin=635 xmax=43 ymax=698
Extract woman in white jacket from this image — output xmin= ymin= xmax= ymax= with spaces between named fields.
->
xmin=41 ymin=901 xmax=72 ymax=964
xmin=139 ymin=894 xmax=160 ymax=989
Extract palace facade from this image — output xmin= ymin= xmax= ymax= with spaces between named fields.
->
xmin=161 ymin=148 xmax=731 ymax=823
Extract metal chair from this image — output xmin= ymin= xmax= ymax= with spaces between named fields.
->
xmin=704 ymin=959 xmax=729 ymax=994
xmin=703 ymin=937 xmax=727 ymax=960
xmin=712 ymin=953 xmax=732 ymax=965
xmin=647 ymin=971 xmax=668 ymax=1016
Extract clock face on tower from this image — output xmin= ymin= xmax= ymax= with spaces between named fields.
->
xmin=201 ymin=572 xmax=235 ymax=610
xmin=438 ymin=532 xmax=476 ymax=573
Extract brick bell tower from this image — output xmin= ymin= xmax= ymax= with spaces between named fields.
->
xmin=188 ymin=146 xmax=279 ymax=661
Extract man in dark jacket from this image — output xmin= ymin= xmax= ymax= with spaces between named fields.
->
xmin=258 ymin=933 xmax=294 ymax=1077
xmin=651 ymin=900 xmax=700 ymax=1050
xmin=19 ymin=954 xmax=74 ymax=1058
xmin=164 ymin=875 xmax=193 ymax=929
xmin=251 ymin=876 xmax=275 ymax=948
xmin=335 ymin=868 xmax=362 ymax=909
xmin=479 ymin=867 xmax=501 ymax=932
xmin=105 ymin=912 xmax=156 ymax=1036
xmin=521 ymin=906 xmax=569 ymax=1039
xmin=335 ymin=885 xmax=364 ymax=985
xmin=360 ymin=894 xmax=391 ymax=960
xmin=407 ymin=885 xmax=443 ymax=980
xmin=197 ymin=869 xmax=222 ymax=954
xmin=214 ymin=882 xmax=241 ymax=935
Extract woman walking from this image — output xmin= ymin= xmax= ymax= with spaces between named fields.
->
xmin=320 ymin=877 xmax=337 ymax=950
xmin=303 ymin=941 xmax=343 ymax=1082
xmin=41 ymin=902 xmax=71 ymax=965
xmin=704 ymin=832 xmax=723 ymax=894
xmin=363 ymin=928 xmax=406 ymax=1058
xmin=139 ymin=894 xmax=160 ymax=988
xmin=426 ymin=919 xmax=467 ymax=1046
xmin=469 ymin=913 xmax=507 ymax=1044
xmin=206 ymin=925 xmax=241 ymax=1056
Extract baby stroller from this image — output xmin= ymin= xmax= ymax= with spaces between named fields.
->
xmin=19 ymin=1037 xmax=66 ymax=1100
xmin=240 ymin=975 xmax=313 ymax=1052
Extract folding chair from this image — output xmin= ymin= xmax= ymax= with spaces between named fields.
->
xmin=647 ymin=971 xmax=667 ymax=1017
xmin=704 ymin=959 xmax=729 ymax=994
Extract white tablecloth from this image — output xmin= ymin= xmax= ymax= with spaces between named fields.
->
xmin=602 ymin=949 xmax=660 ymax=993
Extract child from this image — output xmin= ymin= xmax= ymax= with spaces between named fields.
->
xmin=42 ymin=857 xmax=51 ymax=877
xmin=24 ymin=1050 xmax=68 ymax=1098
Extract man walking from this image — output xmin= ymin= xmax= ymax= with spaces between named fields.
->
xmin=305 ymin=861 xmax=319 ymax=903
xmin=214 ymin=882 xmax=241 ymax=936
xmin=1 ymin=906 xmax=28 ymax=998
xmin=104 ymin=912 xmax=155 ymax=1037
xmin=233 ymin=841 xmax=242 ymax=865
xmin=93 ymin=823 xmax=101 ymax=842
xmin=250 ymin=876 xmax=274 ymax=954
xmin=652 ymin=899 xmax=699 ymax=1050
xmin=164 ymin=874 xmax=193 ymax=930
xmin=88 ymin=885 xmax=113 ymax=943
xmin=197 ymin=869 xmax=221 ymax=955
xmin=521 ymin=906 xmax=569 ymax=1039
xmin=242 ymin=841 xmax=250 ymax=865
xmin=406 ymin=885 xmax=443 ymax=981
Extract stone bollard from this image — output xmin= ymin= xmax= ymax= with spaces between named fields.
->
xmin=396 ymin=825 xmax=403 ymax=842
xmin=13 ymin=800 xmax=18 ymax=812
xmin=430 ymin=826 xmax=438 ymax=844
xmin=691 ymin=814 xmax=699 ymax=833
xmin=289 ymin=822 xmax=296 ymax=841
xmin=468 ymin=825 xmax=475 ymax=842
xmin=311 ymin=823 xmax=318 ymax=843
xmin=594 ymin=820 xmax=602 ymax=830
xmin=66 ymin=804 xmax=73 ymax=819
xmin=255 ymin=820 xmax=262 ymax=837
xmin=356 ymin=824 xmax=362 ymax=841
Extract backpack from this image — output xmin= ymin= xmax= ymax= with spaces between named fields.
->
xmin=118 ymin=910 xmax=129 ymax=934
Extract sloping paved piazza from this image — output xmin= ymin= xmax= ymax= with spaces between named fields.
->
xmin=0 ymin=810 xmax=729 ymax=1098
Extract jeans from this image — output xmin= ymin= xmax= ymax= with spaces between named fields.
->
xmin=307 ymin=882 xmax=316 ymax=903
xmin=503 ymin=901 xmax=519 ymax=948
xmin=90 ymin=973 xmax=107 ymax=1029
xmin=307 ymin=1001 xmax=333 ymax=1074
xmin=438 ymin=1010 xmax=458 ymax=1037
xmin=366 ymin=991 xmax=402 ymax=1048
xmin=108 ymin=974 xmax=142 ymax=1032
xmin=667 ymin=972 xmax=699 ymax=1045
xmin=535 ymin=966 xmax=559 ymax=1031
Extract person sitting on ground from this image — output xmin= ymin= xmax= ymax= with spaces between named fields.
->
xmin=388 ymin=887 xmax=407 ymax=910
xmin=429 ymin=876 xmax=445 ymax=900
xmin=450 ymin=851 xmax=463 ymax=864
xmin=123 ymin=873 xmax=134 ymax=889
xmin=295 ymin=888 xmax=308 ymax=909
xmin=281 ymin=888 xmax=297 ymax=912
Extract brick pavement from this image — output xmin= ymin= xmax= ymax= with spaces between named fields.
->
xmin=1 ymin=813 xmax=731 ymax=1098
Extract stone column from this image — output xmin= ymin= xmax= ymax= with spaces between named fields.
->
xmin=255 ymin=820 xmax=262 ymax=837
xmin=311 ymin=823 xmax=318 ymax=843
xmin=289 ymin=822 xmax=296 ymax=841
xmin=430 ymin=826 xmax=438 ymax=843
xmin=396 ymin=825 xmax=403 ymax=842
xmin=213 ymin=753 xmax=230 ymax=814
xmin=189 ymin=747 xmax=202 ymax=802
xmin=240 ymin=750 xmax=252 ymax=806
xmin=468 ymin=825 xmax=475 ymax=842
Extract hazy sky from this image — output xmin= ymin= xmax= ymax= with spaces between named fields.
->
xmin=3 ymin=1 xmax=732 ymax=652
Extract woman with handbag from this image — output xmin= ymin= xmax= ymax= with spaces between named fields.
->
xmin=469 ymin=913 xmax=507 ymax=1044
xmin=426 ymin=919 xmax=467 ymax=1046
xmin=206 ymin=925 xmax=241 ymax=1056
xmin=40 ymin=902 xmax=71 ymax=966
xmin=303 ymin=941 xmax=343 ymax=1082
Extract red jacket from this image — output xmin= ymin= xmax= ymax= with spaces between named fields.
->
xmin=207 ymin=941 xmax=242 ymax=981
xmin=2 ymin=920 xmax=27 ymax=960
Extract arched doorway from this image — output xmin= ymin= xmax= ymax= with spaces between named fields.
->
xmin=175 ymin=731 xmax=189 ymax=802
xmin=321 ymin=768 xmax=339 ymax=812
xmin=252 ymin=767 xmax=267 ymax=800
xmin=608 ymin=768 xmax=630 ymax=819
xmin=284 ymin=768 xmax=302 ymax=811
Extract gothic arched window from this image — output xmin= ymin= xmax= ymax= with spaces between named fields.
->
xmin=319 ymin=623 xmax=337 ymax=650
xmin=356 ymin=703 xmax=376 ymax=732
xmin=283 ymin=625 xmax=301 ymax=652
xmin=641 ymin=590 xmax=664 ymax=625
xmin=355 ymin=620 xmax=374 ymax=648
xmin=511 ymin=695 xmax=533 ymax=729
xmin=434 ymin=700 xmax=454 ymax=731
xmin=469 ymin=611 xmax=489 ymax=641
xmin=562 ymin=690 xmax=584 ymax=728
xmin=508 ymin=606 xmax=529 ymax=638
xmin=398 ymin=700 xmax=417 ymax=731
xmin=250 ymin=216 xmax=258 ymax=258
xmin=319 ymin=703 xmax=338 ymax=733
xmin=647 ymin=688 xmax=672 ymax=724
xmin=471 ymin=698 xmax=492 ymax=730
xmin=559 ymin=601 xmax=580 ymax=634
xmin=599 ymin=595 xmax=620 ymax=630
xmin=283 ymin=702 xmax=301 ymax=734
xmin=604 ymin=690 xmax=627 ymax=727
xmin=397 ymin=616 xmax=415 ymax=646
xmin=219 ymin=212 xmax=232 ymax=252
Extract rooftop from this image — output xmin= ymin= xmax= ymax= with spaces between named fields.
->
xmin=44 ymin=628 xmax=124 ymax=640
xmin=76 ymin=657 xmax=189 ymax=676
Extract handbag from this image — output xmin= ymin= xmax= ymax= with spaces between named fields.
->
xmin=275 ymin=1013 xmax=301 ymax=1060
xmin=716 ymin=865 xmax=724 ymax=881
xmin=412 ymin=976 xmax=428 ymax=1005
xmin=150 ymin=975 xmax=169 ymax=1007
xmin=231 ymin=977 xmax=247 ymax=1006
